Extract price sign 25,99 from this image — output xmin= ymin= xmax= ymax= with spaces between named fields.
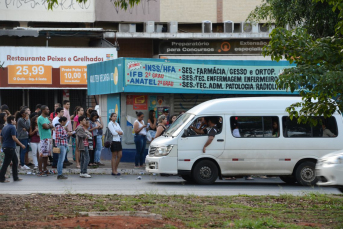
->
xmin=8 ymin=65 xmax=52 ymax=84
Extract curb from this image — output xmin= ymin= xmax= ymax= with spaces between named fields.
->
xmin=18 ymin=168 xmax=154 ymax=176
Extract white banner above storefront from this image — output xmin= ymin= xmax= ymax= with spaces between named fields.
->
xmin=0 ymin=0 xmax=95 ymax=22
xmin=0 ymin=47 xmax=117 ymax=85
xmin=0 ymin=47 xmax=117 ymax=68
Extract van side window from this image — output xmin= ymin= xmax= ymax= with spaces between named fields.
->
xmin=230 ymin=116 xmax=279 ymax=138
xmin=188 ymin=116 xmax=222 ymax=137
xmin=282 ymin=116 xmax=338 ymax=137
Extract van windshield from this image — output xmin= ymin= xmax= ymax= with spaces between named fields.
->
xmin=165 ymin=113 xmax=194 ymax=137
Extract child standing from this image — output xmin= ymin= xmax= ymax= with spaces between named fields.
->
xmin=75 ymin=116 xmax=92 ymax=178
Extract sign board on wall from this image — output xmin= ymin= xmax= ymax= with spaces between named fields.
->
xmin=125 ymin=59 xmax=292 ymax=92
xmin=87 ymin=58 xmax=296 ymax=95
xmin=159 ymin=40 xmax=269 ymax=55
xmin=0 ymin=47 xmax=117 ymax=86
xmin=0 ymin=0 xmax=95 ymax=22
xmin=133 ymin=95 xmax=148 ymax=110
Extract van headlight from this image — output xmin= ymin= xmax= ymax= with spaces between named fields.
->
xmin=154 ymin=145 xmax=174 ymax=157
xmin=324 ymin=155 xmax=343 ymax=165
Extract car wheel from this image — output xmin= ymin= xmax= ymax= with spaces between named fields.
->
xmin=338 ymin=187 xmax=343 ymax=193
xmin=181 ymin=175 xmax=194 ymax=183
xmin=279 ymin=175 xmax=297 ymax=184
xmin=192 ymin=160 xmax=218 ymax=185
xmin=295 ymin=161 xmax=317 ymax=186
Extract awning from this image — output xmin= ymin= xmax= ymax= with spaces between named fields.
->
xmin=0 ymin=29 xmax=39 ymax=37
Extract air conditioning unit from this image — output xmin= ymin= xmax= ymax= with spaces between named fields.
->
xmin=258 ymin=23 xmax=275 ymax=33
xmin=119 ymin=24 xmax=136 ymax=33
xmin=155 ymin=24 xmax=163 ymax=33
xmin=223 ymin=20 xmax=234 ymax=33
xmin=168 ymin=21 xmax=178 ymax=33
xmin=144 ymin=21 xmax=155 ymax=33
xmin=202 ymin=20 xmax=212 ymax=33
xmin=242 ymin=22 xmax=258 ymax=33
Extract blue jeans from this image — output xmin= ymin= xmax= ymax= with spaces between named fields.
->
xmin=95 ymin=135 xmax=102 ymax=163
xmin=134 ymin=135 xmax=146 ymax=166
xmin=19 ymin=138 xmax=29 ymax=166
xmin=52 ymin=140 xmax=58 ymax=167
xmin=57 ymin=145 xmax=67 ymax=176
xmin=80 ymin=147 xmax=89 ymax=174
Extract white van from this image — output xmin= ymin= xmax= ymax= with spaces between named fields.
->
xmin=146 ymin=97 xmax=343 ymax=186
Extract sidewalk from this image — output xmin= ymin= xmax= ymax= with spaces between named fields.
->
xmin=18 ymin=159 xmax=152 ymax=176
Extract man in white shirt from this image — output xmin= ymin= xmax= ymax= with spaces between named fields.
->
xmin=62 ymin=100 xmax=73 ymax=166
xmin=52 ymin=108 xmax=65 ymax=169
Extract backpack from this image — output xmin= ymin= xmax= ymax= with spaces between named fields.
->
xmin=104 ymin=126 xmax=113 ymax=148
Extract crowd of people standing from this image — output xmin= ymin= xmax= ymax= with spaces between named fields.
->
xmin=0 ymin=101 xmax=105 ymax=183
xmin=0 ymin=102 xmax=183 ymax=183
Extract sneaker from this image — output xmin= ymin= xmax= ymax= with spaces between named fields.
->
xmin=80 ymin=173 xmax=84 ymax=177
xmin=57 ymin=175 xmax=68 ymax=180
xmin=37 ymin=172 xmax=47 ymax=177
xmin=33 ymin=166 xmax=38 ymax=170
xmin=14 ymin=178 xmax=23 ymax=182
xmin=21 ymin=165 xmax=30 ymax=170
xmin=83 ymin=173 xmax=91 ymax=178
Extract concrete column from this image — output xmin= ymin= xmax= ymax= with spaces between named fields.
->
xmin=217 ymin=0 xmax=223 ymax=23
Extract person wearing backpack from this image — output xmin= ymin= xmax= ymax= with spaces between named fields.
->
xmin=107 ymin=113 xmax=123 ymax=176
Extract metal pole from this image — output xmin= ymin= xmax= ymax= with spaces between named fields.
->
xmin=27 ymin=89 xmax=30 ymax=108
xmin=22 ymin=89 xmax=25 ymax=106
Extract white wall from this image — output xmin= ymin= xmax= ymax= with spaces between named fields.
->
xmin=0 ymin=0 xmax=95 ymax=22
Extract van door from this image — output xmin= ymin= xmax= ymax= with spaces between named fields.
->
xmin=177 ymin=116 xmax=225 ymax=168
xmin=219 ymin=115 xmax=282 ymax=175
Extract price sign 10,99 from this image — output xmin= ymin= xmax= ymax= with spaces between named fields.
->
xmin=8 ymin=65 xmax=52 ymax=84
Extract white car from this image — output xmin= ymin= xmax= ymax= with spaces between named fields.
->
xmin=316 ymin=150 xmax=343 ymax=193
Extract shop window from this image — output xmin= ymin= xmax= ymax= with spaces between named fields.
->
xmin=230 ymin=116 xmax=279 ymax=138
xmin=282 ymin=116 xmax=338 ymax=138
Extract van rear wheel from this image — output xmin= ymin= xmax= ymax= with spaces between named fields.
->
xmin=192 ymin=160 xmax=218 ymax=185
xmin=279 ymin=175 xmax=297 ymax=184
xmin=295 ymin=161 xmax=317 ymax=186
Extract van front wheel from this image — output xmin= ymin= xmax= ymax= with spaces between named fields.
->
xmin=279 ymin=175 xmax=297 ymax=184
xmin=192 ymin=160 xmax=218 ymax=185
xmin=295 ymin=161 xmax=317 ymax=186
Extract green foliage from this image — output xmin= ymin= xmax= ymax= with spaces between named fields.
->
xmin=46 ymin=0 xmax=141 ymax=10
xmin=247 ymin=0 xmax=339 ymax=38
xmin=248 ymin=0 xmax=343 ymax=124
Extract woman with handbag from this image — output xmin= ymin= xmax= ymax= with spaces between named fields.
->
xmin=108 ymin=113 xmax=123 ymax=176
xmin=55 ymin=117 xmax=73 ymax=179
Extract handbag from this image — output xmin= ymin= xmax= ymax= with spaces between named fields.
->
xmin=104 ymin=126 xmax=113 ymax=148
xmin=53 ymin=147 xmax=60 ymax=154
xmin=146 ymin=131 xmax=152 ymax=142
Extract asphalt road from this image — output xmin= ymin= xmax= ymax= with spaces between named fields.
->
xmin=0 ymin=175 xmax=340 ymax=196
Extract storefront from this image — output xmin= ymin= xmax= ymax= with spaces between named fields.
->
xmin=88 ymin=57 xmax=297 ymax=162
xmin=0 ymin=46 xmax=117 ymax=114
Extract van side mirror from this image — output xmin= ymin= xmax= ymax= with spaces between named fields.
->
xmin=182 ymin=129 xmax=189 ymax=137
